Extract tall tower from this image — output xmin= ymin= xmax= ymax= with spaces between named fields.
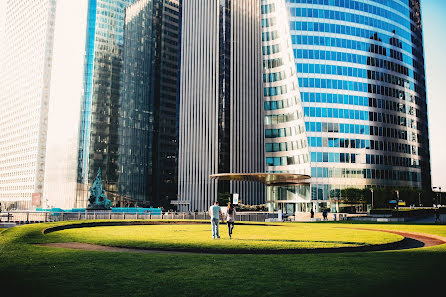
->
xmin=286 ymin=0 xmax=430 ymax=205
xmin=177 ymin=0 xmax=265 ymax=211
xmin=119 ymin=0 xmax=181 ymax=208
xmin=0 ymin=0 xmax=57 ymax=210
xmin=76 ymin=0 xmax=136 ymax=207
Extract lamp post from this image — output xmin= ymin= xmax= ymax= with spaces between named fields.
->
xmin=370 ymin=189 xmax=374 ymax=209
xmin=395 ymin=190 xmax=399 ymax=217
xmin=440 ymin=187 xmax=442 ymax=206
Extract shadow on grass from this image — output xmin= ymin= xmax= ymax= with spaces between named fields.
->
xmin=234 ymin=238 xmax=366 ymax=245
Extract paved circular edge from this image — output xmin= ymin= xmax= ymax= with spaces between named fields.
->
xmin=36 ymin=221 xmax=446 ymax=254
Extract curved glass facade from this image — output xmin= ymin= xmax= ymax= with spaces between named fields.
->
xmin=261 ymin=0 xmax=312 ymax=211
xmin=286 ymin=0 xmax=430 ymax=205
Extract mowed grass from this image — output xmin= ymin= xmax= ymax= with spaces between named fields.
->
xmin=1 ymin=221 xmax=446 ymax=297
xmin=43 ymin=223 xmax=402 ymax=250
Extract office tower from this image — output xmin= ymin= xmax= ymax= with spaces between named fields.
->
xmin=118 ymin=0 xmax=180 ymax=208
xmin=76 ymin=0 xmax=136 ymax=207
xmin=286 ymin=0 xmax=430 ymax=207
xmin=0 ymin=0 xmax=57 ymax=210
xmin=177 ymin=0 xmax=265 ymax=212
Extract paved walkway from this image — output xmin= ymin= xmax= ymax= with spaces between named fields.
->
xmin=39 ymin=229 xmax=446 ymax=255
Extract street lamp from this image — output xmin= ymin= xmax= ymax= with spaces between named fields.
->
xmin=395 ymin=190 xmax=399 ymax=217
xmin=370 ymin=188 xmax=374 ymax=209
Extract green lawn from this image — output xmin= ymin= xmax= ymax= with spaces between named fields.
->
xmin=43 ymin=222 xmax=402 ymax=250
xmin=1 ymin=221 xmax=445 ymax=297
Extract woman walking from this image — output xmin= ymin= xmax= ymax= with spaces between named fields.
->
xmin=226 ymin=203 xmax=236 ymax=239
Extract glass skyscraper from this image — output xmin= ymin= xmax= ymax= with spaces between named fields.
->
xmin=284 ymin=0 xmax=430 ymax=210
xmin=76 ymin=0 xmax=136 ymax=207
xmin=118 ymin=0 xmax=181 ymax=208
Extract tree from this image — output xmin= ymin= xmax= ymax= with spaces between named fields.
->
xmin=341 ymin=188 xmax=366 ymax=204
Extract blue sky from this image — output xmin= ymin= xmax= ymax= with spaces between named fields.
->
xmin=423 ymin=0 xmax=446 ymax=189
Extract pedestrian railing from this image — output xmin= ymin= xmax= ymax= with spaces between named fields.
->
xmin=0 ymin=211 xmax=278 ymax=224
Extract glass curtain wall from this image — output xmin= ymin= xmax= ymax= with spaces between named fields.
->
xmin=286 ymin=0 xmax=430 ymax=208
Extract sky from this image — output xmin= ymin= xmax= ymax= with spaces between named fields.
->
xmin=0 ymin=0 xmax=444 ymax=190
xmin=422 ymin=0 xmax=446 ymax=190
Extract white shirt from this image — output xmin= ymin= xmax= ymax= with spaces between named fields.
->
xmin=226 ymin=208 xmax=236 ymax=222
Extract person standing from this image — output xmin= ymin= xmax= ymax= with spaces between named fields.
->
xmin=310 ymin=208 xmax=314 ymax=219
xmin=322 ymin=209 xmax=328 ymax=220
xmin=209 ymin=201 xmax=223 ymax=239
xmin=226 ymin=203 xmax=236 ymax=239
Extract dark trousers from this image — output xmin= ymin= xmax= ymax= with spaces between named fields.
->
xmin=227 ymin=221 xmax=235 ymax=235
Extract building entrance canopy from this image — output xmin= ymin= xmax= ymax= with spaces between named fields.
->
xmin=209 ymin=173 xmax=311 ymax=186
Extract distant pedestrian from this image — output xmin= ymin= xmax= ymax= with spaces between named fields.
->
xmin=310 ymin=209 xmax=314 ymax=219
xmin=208 ymin=201 xmax=223 ymax=239
xmin=322 ymin=209 xmax=328 ymax=220
xmin=226 ymin=203 xmax=236 ymax=239
xmin=435 ymin=208 xmax=440 ymax=223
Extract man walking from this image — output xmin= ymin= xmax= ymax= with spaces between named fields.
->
xmin=209 ymin=201 xmax=223 ymax=239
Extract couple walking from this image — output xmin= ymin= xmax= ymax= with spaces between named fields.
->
xmin=208 ymin=201 xmax=236 ymax=239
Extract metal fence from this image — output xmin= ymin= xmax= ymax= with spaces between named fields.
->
xmin=0 ymin=211 xmax=277 ymax=224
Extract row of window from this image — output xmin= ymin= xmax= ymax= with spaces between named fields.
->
xmin=305 ymin=121 xmax=367 ymax=134
xmin=263 ymin=57 xmax=283 ymax=69
xmin=264 ymin=96 xmax=300 ymax=111
xmin=293 ymin=48 xmax=412 ymax=79
xmin=265 ymin=154 xmax=310 ymax=166
xmin=370 ymin=125 xmax=419 ymax=143
xmin=264 ymin=84 xmax=289 ymax=97
xmin=369 ymin=110 xmax=418 ymax=131
xmin=262 ymin=30 xmax=280 ymax=42
xmin=305 ymin=116 xmax=420 ymax=143
xmin=262 ymin=44 xmax=280 ymax=56
xmin=310 ymin=166 xmax=420 ymax=182
xmin=308 ymin=137 xmax=370 ymax=149
xmin=290 ymin=21 xmax=416 ymax=66
xmin=298 ymin=77 xmax=368 ymax=92
xmin=289 ymin=6 xmax=412 ymax=50
xmin=303 ymin=106 xmax=370 ymax=121
xmin=265 ymin=139 xmax=308 ymax=152
xmin=298 ymin=76 xmax=418 ymax=105
xmin=301 ymin=92 xmax=368 ymax=106
xmin=365 ymin=154 xmax=419 ymax=167
xmin=263 ymin=70 xmax=288 ymax=83
xmin=310 ymin=151 xmax=419 ymax=168
xmin=261 ymin=3 xmax=275 ymax=14
xmin=296 ymin=62 xmax=416 ymax=91
xmin=264 ymin=112 xmax=303 ymax=125
xmin=287 ymin=0 xmax=412 ymax=37
xmin=305 ymin=121 xmax=419 ymax=154
xmin=265 ymin=126 xmax=307 ymax=138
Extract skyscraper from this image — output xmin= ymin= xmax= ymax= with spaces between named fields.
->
xmin=177 ymin=0 xmax=265 ymax=211
xmin=0 ymin=0 xmax=57 ymax=210
xmin=119 ymin=0 xmax=181 ymax=208
xmin=76 ymin=0 xmax=136 ymax=207
xmin=286 ymin=0 xmax=430 ymax=209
